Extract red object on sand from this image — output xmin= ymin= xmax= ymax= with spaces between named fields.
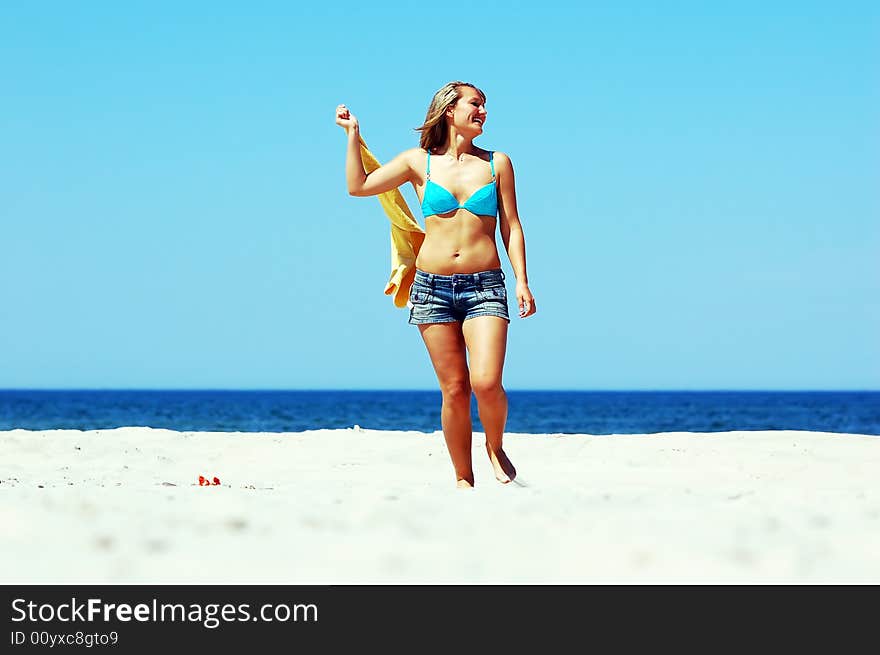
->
xmin=198 ymin=475 xmax=209 ymax=486
xmin=212 ymin=476 xmax=221 ymax=485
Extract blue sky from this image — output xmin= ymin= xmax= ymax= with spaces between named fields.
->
xmin=1 ymin=1 xmax=877 ymax=390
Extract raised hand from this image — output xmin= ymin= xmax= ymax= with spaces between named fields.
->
xmin=335 ymin=104 xmax=358 ymax=132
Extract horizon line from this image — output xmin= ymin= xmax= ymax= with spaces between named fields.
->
xmin=1 ymin=388 xmax=879 ymax=393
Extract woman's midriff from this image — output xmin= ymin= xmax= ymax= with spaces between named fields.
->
xmin=415 ymin=212 xmax=501 ymax=275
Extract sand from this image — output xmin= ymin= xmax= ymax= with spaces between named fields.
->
xmin=1 ymin=427 xmax=879 ymax=584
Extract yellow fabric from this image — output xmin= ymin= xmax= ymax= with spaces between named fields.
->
xmin=356 ymin=133 xmax=425 ymax=308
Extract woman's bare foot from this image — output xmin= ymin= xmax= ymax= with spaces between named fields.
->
xmin=486 ymin=445 xmax=516 ymax=483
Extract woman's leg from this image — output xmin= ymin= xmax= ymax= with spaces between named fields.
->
xmin=416 ymin=322 xmax=474 ymax=487
xmin=461 ymin=316 xmax=516 ymax=483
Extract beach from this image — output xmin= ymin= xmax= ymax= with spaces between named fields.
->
xmin=2 ymin=427 xmax=879 ymax=584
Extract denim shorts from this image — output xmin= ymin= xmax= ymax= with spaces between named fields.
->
xmin=408 ymin=268 xmax=510 ymax=325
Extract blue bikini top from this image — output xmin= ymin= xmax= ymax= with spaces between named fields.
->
xmin=421 ymin=150 xmax=498 ymax=218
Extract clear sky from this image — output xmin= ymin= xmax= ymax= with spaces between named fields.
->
xmin=1 ymin=1 xmax=877 ymax=390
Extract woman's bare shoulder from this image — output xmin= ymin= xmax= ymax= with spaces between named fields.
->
xmin=394 ymin=147 xmax=427 ymax=169
xmin=491 ymin=150 xmax=514 ymax=171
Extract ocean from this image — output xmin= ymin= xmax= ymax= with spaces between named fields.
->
xmin=1 ymin=390 xmax=877 ymax=435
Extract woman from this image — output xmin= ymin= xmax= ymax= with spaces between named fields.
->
xmin=335 ymin=81 xmax=536 ymax=488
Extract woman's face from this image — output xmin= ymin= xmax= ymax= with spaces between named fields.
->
xmin=448 ymin=87 xmax=487 ymax=134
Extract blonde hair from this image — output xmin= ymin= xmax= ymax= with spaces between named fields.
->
xmin=414 ymin=81 xmax=486 ymax=152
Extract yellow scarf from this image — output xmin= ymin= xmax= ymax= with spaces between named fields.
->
xmin=357 ymin=134 xmax=426 ymax=308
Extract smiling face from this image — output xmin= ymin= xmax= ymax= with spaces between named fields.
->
xmin=447 ymin=86 xmax=487 ymax=134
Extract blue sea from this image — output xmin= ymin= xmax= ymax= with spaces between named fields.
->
xmin=0 ymin=390 xmax=877 ymax=435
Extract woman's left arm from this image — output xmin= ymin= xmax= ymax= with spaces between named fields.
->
xmin=495 ymin=152 xmax=536 ymax=318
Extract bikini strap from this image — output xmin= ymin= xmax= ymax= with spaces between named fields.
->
xmin=490 ymin=151 xmax=495 ymax=180
xmin=426 ymin=150 xmax=431 ymax=180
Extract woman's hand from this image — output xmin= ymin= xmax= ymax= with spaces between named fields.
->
xmin=335 ymin=104 xmax=359 ymax=132
xmin=516 ymin=282 xmax=536 ymax=318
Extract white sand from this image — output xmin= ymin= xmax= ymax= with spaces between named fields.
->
xmin=1 ymin=427 xmax=879 ymax=584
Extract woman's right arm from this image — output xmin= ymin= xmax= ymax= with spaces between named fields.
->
xmin=336 ymin=104 xmax=413 ymax=197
